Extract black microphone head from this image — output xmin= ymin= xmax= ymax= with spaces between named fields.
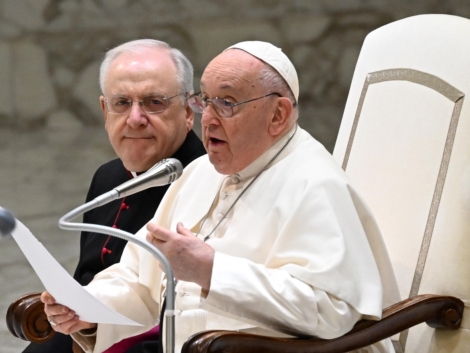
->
xmin=0 ymin=208 xmax=16 ymax=238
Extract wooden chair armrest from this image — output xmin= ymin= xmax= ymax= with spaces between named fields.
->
xmin=6 ymin=292 xmax=55 ymax=343
xmin=182 ymin=294 xmax=464 ymax=353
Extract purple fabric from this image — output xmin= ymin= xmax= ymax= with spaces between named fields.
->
xmin=102 ymin=325 xmax=160 ymax=353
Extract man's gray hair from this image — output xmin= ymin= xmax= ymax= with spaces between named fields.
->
xmin=99 ymin=39 xmax=194 ymax=100
xmin=259 ymin=64 xmax=299 ymax=120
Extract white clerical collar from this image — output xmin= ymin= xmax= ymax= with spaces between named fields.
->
xmin=235 ymin=124 xmax=298 ymax=181
xmin=130 ymin=171 xmax=138 ymax=178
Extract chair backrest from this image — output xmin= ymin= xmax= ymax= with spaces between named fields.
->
xmin=333 ymin=14 xmax=470 ymax=353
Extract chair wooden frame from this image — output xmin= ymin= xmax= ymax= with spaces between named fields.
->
xmin=6 ymin=292 xmax=55 ymax=343
xmin=181 ymin=295 xmax=463 ymax=353
xmin=7 ymin=293 xmax=463 ymax=352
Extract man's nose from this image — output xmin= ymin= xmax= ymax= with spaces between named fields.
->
xmin=200 ymin=103 xmax=221 ymax=126
xmin=127 ymin=101 xmax=148 ymax=128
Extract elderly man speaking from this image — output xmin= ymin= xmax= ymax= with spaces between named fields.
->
xmin=43 ymin=41 xmax=400 ymax=353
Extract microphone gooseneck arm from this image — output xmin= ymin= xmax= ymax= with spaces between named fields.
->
xmin=59 ymin=202 xmax=176 ymax=353
xmin=59 ymin=158 xmax=183 ymax=353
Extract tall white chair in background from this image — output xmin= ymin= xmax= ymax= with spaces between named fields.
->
xmin=334 ymin=13 xmax=470 ymax=353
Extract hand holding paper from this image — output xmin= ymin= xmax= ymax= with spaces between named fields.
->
xmin=41 ymin=291 xmax=98 ymax=334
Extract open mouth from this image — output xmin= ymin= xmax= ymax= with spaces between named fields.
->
xmin=209 ymin=137 xmax=225 ymax=144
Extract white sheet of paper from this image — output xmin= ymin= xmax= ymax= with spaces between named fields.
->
xmin=9 ymin=215 xmax=142 ymax=326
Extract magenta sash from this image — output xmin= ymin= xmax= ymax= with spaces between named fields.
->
xmin=102 ymin=325 xmax=160 ymax=353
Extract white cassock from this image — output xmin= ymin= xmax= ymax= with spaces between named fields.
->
xmin=72 ymin=126 xmax=400 ymax=353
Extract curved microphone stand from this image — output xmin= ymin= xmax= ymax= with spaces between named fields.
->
xmin=59 ymin=195 xmax=176 ymax=353
xmin=59 ymin=158 xmax=183 ymax=353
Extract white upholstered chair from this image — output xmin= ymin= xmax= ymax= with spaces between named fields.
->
xmin=332 ymin=13 xmax=470 ymax=352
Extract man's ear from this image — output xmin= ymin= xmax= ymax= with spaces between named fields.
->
xmin=100 ymin=96 xmax=109 ymax=127
xmin=268 ymin=97 xmax=293 ymax=137
xmin=185 ymin=102 xmax=195 ymax=131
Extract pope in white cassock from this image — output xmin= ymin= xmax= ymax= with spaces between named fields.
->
xmin=42 ymin=41 xmax=400 ymax=353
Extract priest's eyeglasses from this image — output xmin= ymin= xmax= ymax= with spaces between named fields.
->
xmin=188 ymin=92 xmax=281 ymax=118
xmin=104 ymin=93 xmax=186 ymax=114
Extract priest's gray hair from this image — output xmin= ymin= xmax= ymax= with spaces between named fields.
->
xmin=259 ymin=64 xmax=299 ymax=120
xmin=99 ymin=39 xmax=194 ymax=103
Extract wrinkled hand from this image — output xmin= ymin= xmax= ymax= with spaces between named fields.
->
xmin=146 ymin=222 xmax=214 ymax=291
xmin=41 ymin=291 xmax=97 ymax=334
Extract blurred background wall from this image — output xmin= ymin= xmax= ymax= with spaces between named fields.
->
xmin=1 ymin=1 xmax=469 ymax=351
xmin=2 ymin=0 xmax=470 ymax=148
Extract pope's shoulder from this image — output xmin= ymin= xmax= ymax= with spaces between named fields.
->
xmin=279 ymin=128 xmax=350 ymax=184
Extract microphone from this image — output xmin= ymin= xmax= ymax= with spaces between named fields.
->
xmin=0 ymin=208 xmax=16 ymax=238
xmin=116 ymin=158 xmax=183 ymax=198
xmin=90 ymin=158 xmax=183 ymax=208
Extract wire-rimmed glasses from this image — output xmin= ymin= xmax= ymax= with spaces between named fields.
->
xmin=188 ymin=92 xmax=281 ymax=118
xmin=104 ymin=93 xmax=186 ymax=114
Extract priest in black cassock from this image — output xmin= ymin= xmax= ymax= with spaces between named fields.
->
xmin=23 ymin=39 xmax=205 ymax=353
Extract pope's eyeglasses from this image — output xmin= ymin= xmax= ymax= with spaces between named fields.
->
xmin=188 ymin=92 xmax=281 ymax=118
